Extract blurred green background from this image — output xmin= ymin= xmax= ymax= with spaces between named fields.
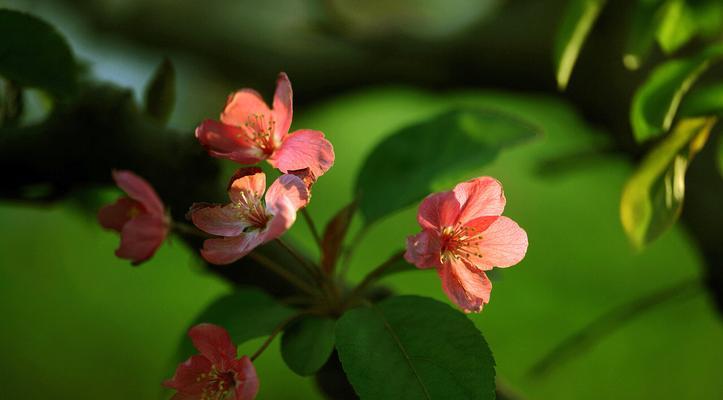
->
xmin=1 ymin=0 xmax=722 ymax=399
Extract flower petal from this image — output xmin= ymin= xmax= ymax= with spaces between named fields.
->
xmin=265 ymin=174 xmax=309 ymax=211
xmin=438 ymin=260 xmax=492 ymax=313
xmin=112 ymin=170 xmax=165 ymax=215
xmin=453 ymin=177 xmax=506 ymax=224
xmin=476 ymin=216 xmax=528 ymax=269
xmin=116 ymin=213 xmax=167 ymax=265
xmin=221 ymin=89 xmax=271 ymax=127
xmin=268 ymin=129 xmax=335 ymax=177
xmin=190 ymin=204 xmax=247 ymax=237
xmin=228 ymin=168 xmax=266 ymax=204
xmin=200 ymin=233 xmax=264 ymax=265
xmin=97 ymin=197 xmax=138 ymax=232
xmin=234 ymin=356 xmax=260 ymax=400
xmin=195 ymin=119 xmax=265 ymax=164
xmin=417 ymin=191 xmax=460 ymax=231
xmin=164 ymin=354 xmax=213 ymax=393
xmin=404 ymin=230 xmax=441 ymax=269
xmin=272 ymin=72 xmax=293 ymax=141
xmin=188 ymin=323 xmax=237 ymax=367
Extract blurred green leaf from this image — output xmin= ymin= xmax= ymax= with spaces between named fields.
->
xmin=621 ymin=117 xmax=715 ymax=249
xmin=623 ymin=0 xmax=664 ymax=70
xmin=554 ymin=0 xmax=607 ymax=90
xmin=144 ymin=57 xmax=176 ymax=124
xmin=0 ymin=79 xmax=23 ymax=127
xmin=655 ymin=0 xmax=697 ymax=54
xmin=355 ymin=108 xmax=539 ymax=224
xmin=335 ymin=295 xmax=495 ymax=400
xmin=680 ymin=81 xmax=723 ymax=117
xmin=321 ymin=201 xmax=356 ymax=275
xmin=281 ymin=316 xmax=336 ymax=376
xmin=0 ymin=9 xmax=76 ymax=99
xmin=175 ymin=287 xmax=294 ymax=362
xmin=631 ymin=44 xmax=723 ymax=142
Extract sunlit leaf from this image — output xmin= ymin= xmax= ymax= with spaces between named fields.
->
xmin=630 ymin=44 xmax=723 ymax=142
xmin=554 ymin=0 xmax=607 ymax=90
xmin=355 ymin=107 xmax=540 ymax=224
xmin=621 ymin=117 xmax=716 ymax=249
xmin=144 ymin=57 xmax=176 ymax=124
xmin=336 ymin=295 xmax=495 ymax=400
xmin=655 ymin=0 xmax=697 ymax=54
xmin=0 ymin=10 xmax=76 ymax=98
xmin=281 ymin=316 xmax=336 ymax=376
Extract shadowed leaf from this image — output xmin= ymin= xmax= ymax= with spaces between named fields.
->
xmin=281 ymin=316 xmax=336 ymax=376
xmin=144 ymin=57 xmax=176 ymax=124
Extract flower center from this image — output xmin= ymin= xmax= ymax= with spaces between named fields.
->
xmin=196 ymin=366 xmax=236 ymax=400
xmin=439 ymin=224 xmax=483 ymax=264
xmin=234 ymin=191 xmax=271 ymax=230
xmin=244 ymin=113 xmax=278 ymax=155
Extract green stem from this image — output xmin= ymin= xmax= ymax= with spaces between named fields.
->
xmin=248 ymin=251 xmax=319 ymax=297
xmin=301 ymin=208 xmax=323 ymax=250
xmin=343 ymin=251 xmax=404 ymax=308
xmin=338 ymin=225 xmax=369 ymax=280
xmin=250 ymin=313 xmax=306 ymax=361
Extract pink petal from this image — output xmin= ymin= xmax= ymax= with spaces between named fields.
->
xmin=453 ymin=177 xmax=506 ymax=224
xmin=112 ymin=170 xmax=165 ymax=216
xmin=265 ymin=174 xmax=309 ymax=211
xmin=201 ymin=233 xmax=265 ymax=265
xmin=97 ymin=197 xmax=138 ymax=232
xmin=188 ymin=323 xmax=237 ymax=367
xmin=404 ymin=230 xmax=441 ymax=269
xmin=234 ymin=356 xmax=260 ymax=400
xmin=438 ymin=260 xmax=492 ymax=313
xmin=190 ymin=204 xmax=247 ymax=237
xmin=260 ymin=199 xmax=297 ymax=243
xmin=417 ymin=191 xmax=460 ymax=231
xmin=268 ymin=129 xmax=335 ymax=177
xmin=272 ymin=72 xmax=293 ymax=142
xmin=228 ymin=168 xmax=266 ymax=204
xmin=476 ymin=216 xmax=528 ymax=269
xmin=221 ymin=89 xmax=271 ymax=127
xmin=195 ymin=119 xmax=265 ymax=164
xmin=116 ymin=213 xmax=168 ymax=265
xmin=164 ymin=354 xmax=213 ymax=392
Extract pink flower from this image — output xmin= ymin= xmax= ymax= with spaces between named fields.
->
xmin=164 ymin=323 xmax=259 ymax=400
xmin=405 ymin=177 xmax=528 ymax=313
xmin=190 ymin=167 xmax=309 ymax=265
xmin=195 ymin=73 xmax=334 ymax=178
xmin=97 ymin=170 xmax=169 ymax=265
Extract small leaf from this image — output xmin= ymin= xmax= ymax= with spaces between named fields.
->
xmin=553 ymin=0 xmax=607 ymax=90
xmin=623 ymin=0 xmax=667 ymax=70
xmin=281 ymin=316 xmax=336 ymax=376
xmin=631 ymin=44 xmax=723 ymax=142
xmin=144 ymin=57 xmax=176 ymax=124
xmin=175 ymin=287 xmax=294 ymax=362
xmin=621 ymin=117 xmax=716 ymax=249
xmin=655 ymin=0 xmax=697 ymax=55
xmin=0 ymin=10 xmax=77 ymax=98
xmin=336 ymin=295 xmax=496 ymax=400
xmin=321 ymin=201 xmax=357 ymax=274
xmin=355 ymin=108 xmax=540 ymax=224
xmin=679 ymin=82 xmax=723 ymax=117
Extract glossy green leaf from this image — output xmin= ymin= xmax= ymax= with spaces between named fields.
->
xmin=355 ymin=107 xmax=540 ymax=224
xmin=336 ymin=295 xmax=495 ymax=400
xmin=655 ymin=0 xmax=697 ymax=54
xmin=281 ymin=316 xmax=336 ymax=376
xmin=679 ymin=82 xmax=723 ymax=117
xmin=630 ymin=44 xmax=723 ymax=142
xmin=554 ymin=0 xmax=607 ymax=90
xmin=175 ymin=287 xmax=294 ymax=361
xmin=621 ymin=117 xmax=715 ymax=249
xmin=0 ymin=10 xmax=76 ymax=98
xmin=144 ymin=57 xmax=176 ymax=124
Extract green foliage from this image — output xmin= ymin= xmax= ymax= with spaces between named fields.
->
xmin=144 ymin=57 xmax=176 ymax=124
xmin=631 ymin=44 xmax=723 ymax=142
xmin=621 ymin=117 xmax=715 ymax=249
xmin=281 ymin=316 xmax=336 ymax=376
xmin=0 ymin=9 xmax=76 ymax=99
xmin=175 ymin=287 xmax=294 ymax=361
xmin=680 ymin=81 xmax=723 ymax=117
xmin=655 ymin=0 xmax=697 ymax=54
xmin=355 ymin=107 xmax=539 ymax=224
xmin=553 ymin=0 xmax=607 ymax=90
xmin=320 ymin=201 xmax=356 ymax=274
xmin=335 ymin=295 xmax=495 ymax=400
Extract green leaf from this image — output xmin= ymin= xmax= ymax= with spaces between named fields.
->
xmin=630 ymin=44 xmax=723 ymax=142
xmin=143 ymin=57 xmax=176 ymax=124
xmin=175 ymin=287 xmax=294 ymax=361
xmin=717 ymin=134 xmax=723 ymax=176
xmin=553 ymin=0 xmax=607 ymax=90
xmin=621 ymin=117 xmax=716 ymax=249
xmin=281 ymin=316 xmax=336 ymax=376
xmin=336 ymin=295 xmax=495 ymax=400
xmin=623 ymin=0 xmax=667 ymax=70
xmin=679 ymin=81 xmax=723 ymax=117
xmin=321 ymin=200 xmax=357 ymax=274
xmin=0 ymin=10 xmax=76 ymax=98
xmin=355 ymin=107 xmax=539 ymax=224
xmin=655 ymin=0 xmax=697 ymax=54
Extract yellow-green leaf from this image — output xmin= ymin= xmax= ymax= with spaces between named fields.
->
xmin=554 ymin=0 xmax=607 ymax=90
